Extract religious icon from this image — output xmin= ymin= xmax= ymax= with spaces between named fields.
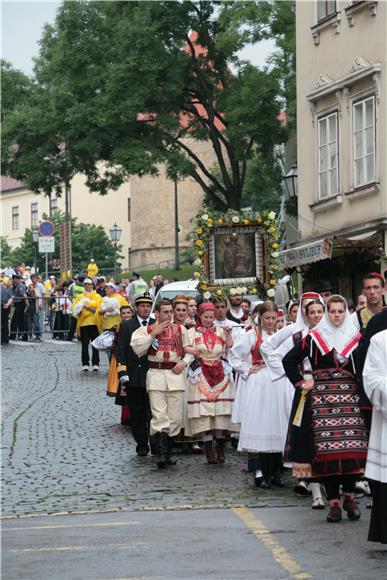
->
xmin=207 ymin=226 xmax=267 ymax=286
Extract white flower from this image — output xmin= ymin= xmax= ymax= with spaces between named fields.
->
xmin=267 ymin=288 xmax=275 ymax=298
xmin=241 ymin=286 xmax=247 ymax=294
xmin=229 ymin=288 xmax=237 ymax=296
xmin=231 ymin=215 xmax=240 ymax=224
xmin=271 ymin=252 xmax=279 ymax=258
xmin=268 ymin=211 xmax=276 ymax=220
xmin=201 ymin=213 xmax=209 ymax=221
xmin=203 ymin=291 xmax=212 ymax=300
xmin=193 ymin=258 xmax=202 ymax=266
xmin=235 ymin=286 xmax=243 ymax=294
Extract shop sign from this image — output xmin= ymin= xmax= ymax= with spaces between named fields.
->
xmin=279 ymin=238 xmax=333 ymax=268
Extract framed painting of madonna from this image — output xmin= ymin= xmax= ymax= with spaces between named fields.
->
xmin=207 ymin=226 xmax=268 ymax=286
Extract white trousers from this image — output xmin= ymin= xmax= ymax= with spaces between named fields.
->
xmin=148 ymin=390 xmax=184 ymax=437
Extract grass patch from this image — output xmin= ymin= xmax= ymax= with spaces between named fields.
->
xmin=120 ymin=263 xmax=194 ymax=283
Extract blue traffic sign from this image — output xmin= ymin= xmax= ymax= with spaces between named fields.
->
xmin=38 ymin=220 xmax=55 ymax=237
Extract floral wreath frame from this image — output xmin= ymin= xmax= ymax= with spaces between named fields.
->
xmin=191 ymin=208 xmax=282 ymax=301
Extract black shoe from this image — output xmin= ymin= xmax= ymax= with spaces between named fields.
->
xmin=272 ymin=473 xmax=285 ymax=487
xmin=343 ymin=499 xmax=361 ymax=521
xmin=327 ymin=506 xmax=342 ymax=523
xmin=136 ymin=445 xmax=149 ymax=457
xmin=260 ymin=478 xmax=272 ymax=489
xmin=254 ymin=477 xmax=263 ymax=487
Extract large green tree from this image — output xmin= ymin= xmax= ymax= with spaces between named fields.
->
xmin=12 ymin=212 xmax=123 ymax=275
xmin=2 ymin=1 xmax=290 ymax=211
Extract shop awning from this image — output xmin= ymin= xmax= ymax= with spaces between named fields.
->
xmin=279 ymin=238 xmax=333 ymax=268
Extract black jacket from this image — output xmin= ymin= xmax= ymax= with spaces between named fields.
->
xmin=116 ymin=317 xmax=155 ymax=388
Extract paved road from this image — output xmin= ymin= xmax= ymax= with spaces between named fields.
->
xmin=2 ymin=341 xmax=386 ymax=579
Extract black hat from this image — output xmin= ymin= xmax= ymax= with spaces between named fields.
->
xmin=135 ymin=292 xmax=153 ymax=305
xmin=313 ymin=280 xmax=332 ymax=293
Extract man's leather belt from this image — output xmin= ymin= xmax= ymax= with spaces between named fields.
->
xmin=148 ymin=361 xmax=177 ymax=370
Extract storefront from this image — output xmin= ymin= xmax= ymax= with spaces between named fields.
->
xmin=279 ymin=227 xmax=386 ymax=300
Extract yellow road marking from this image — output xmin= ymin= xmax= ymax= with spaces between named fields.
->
xmin=3 ymin=521 xmax=140 ymax=532
xmin=233 ymin=507 xmax=312 ymax=580
xmin=5 ymin=542 xmax=147 ymax=554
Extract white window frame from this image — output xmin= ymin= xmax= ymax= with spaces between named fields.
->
xmin=352 ymin=95 xmax=376 ymax=189
xmin=12 ymin=206 xmax=19 ymax=231
xmin=31 ymin=202 xmax=38 ymax=227
xmin=317 ymin=111 xmax=339 ymax=200
xmin=49 ymin=196 xmax=58 ymax=214
xmin=317 ymin=0 xmax=337 ymax=22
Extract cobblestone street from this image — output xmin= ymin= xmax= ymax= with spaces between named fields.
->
xmin=2 ymin=340 xmax=303 ymax=517
xmin=2 ymin=341 xmax=386 ymax=580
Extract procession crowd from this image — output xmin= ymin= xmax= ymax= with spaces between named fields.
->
xmin=1 ymin=262 xmax=387 ymax=546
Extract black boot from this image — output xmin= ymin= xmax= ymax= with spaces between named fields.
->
xmin=216 ymin=438 xmax=225 ymax=463
xmin=157 ymin=432 xmax=168 ymax=469
xmin=166 ymin=436 xmax=177 ymax=466
xmin=272 ymin=453 xmax=285 ymax=487
xmin=259 ymin=453 xmax=272 ymax=489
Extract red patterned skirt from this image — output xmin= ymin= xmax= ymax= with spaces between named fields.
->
xmin=310 ymin=369 xmax=369 ymax=478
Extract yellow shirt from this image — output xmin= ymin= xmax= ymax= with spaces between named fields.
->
xmin=72 ymin=290 xmax=102 ymax=334
xmin=87 ymin=263 xmax=99 ymax=278
xmin=100 ymin=293 xmax=129 ymax=330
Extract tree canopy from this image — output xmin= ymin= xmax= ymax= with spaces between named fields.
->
xmin=2 ymin=1 xmax=295 ymax=211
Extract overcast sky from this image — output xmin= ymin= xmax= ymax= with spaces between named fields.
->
xmin=2 ymin=0 xmax=275 ymax=76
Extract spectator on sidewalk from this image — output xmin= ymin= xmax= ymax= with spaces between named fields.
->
xmin=10 ymin=274 xmax=27 ymax=341
xmin=87 ymin=259 xmax=99 ymax=279
xmin=1 ymin=280 xmax=13 ymax=345
xmin=25 ymin=285 xmax=41 ymax=341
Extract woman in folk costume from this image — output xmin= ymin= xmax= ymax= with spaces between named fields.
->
xmin=261 ymin=292 xmax=325 ymax=503
xmin=184 ymin=302 xmax=237 ymax=464
xmin=229 ymin=301 xmax=293 ymax=489
xmin=362 ymin=329 xmax=387 ymax=544
xmin=283 ymin=295 xmax=369 ymax=523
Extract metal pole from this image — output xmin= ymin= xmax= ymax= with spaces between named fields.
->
xmin=114 ymin=241 xmax=117 ymax=280
xmin=45 ymin=252 xmax=48 ymax=280
xmin=174 ymin=178 xmax=180 ymax=270
xmin=34 ymin=243 xmax=37 ymax=274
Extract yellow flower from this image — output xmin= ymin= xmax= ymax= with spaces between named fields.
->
xmin=207 ymin=218 xmax=213 ymax=226
xmin=197 ymin=227 xmax=203 ymax=235
xmin=257 ymin=216 xmax=263 ymax=224
xmin=194 ymin=271 xmax=201 ymax=279
xmin=200 ymin=284 xmax=207 ymax=291
xmin=251 ymin=288 xmax=257 ymax=294
xmin=198 ymin=250 xmax=204 ymax=256
xmin=243 ymin=219 xmax=250 ymax=225
xmin=269 ymin=226 xmax=277 ymax=234
xmin=272 ymin=243 xmax=279 ymax=249
xmin=216 ymin=289 xmax=223 ymax=296
xmin=196 ymin=239 xmax=203 ymax=247
xmin=217 ymin=219 xmax=223 ymax=225
xmin=269 ymin=278 xmax=276 ymax=286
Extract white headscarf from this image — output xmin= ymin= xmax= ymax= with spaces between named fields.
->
xmin=293 ymin=292 xmax=324 ymax=333
xmin=311 ymin=295 xmax=361 ymax=357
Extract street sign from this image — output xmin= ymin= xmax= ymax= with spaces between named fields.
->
xmin=38 ymin=220 xmax=55 ymax=237
xmin=60 ymin=221 xmax=72 ymax=280
xmin=39 ymin=237 xmax=55 ymax=253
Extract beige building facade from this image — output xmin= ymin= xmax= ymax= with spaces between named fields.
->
xmin=1 ymin=139 xmax=211 ymax=272
xmin=285 ymin=0 xmax=387 ymax=296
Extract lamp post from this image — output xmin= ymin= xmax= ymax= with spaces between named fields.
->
xmin=109 ymin=223 xmax=122 ymax=280
xmin=283 ymin=164 xmax=298 ymax=199
xmin=32 ymin=230 xmax=40 ymax=274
